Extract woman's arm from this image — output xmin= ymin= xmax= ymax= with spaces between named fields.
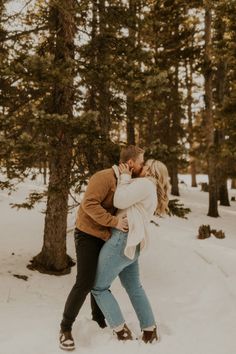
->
xmin=114 ymin=174 xmax=152 ymax=209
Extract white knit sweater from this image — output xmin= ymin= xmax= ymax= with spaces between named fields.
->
xmin=113 ymin=172 xmax=157 ymax=259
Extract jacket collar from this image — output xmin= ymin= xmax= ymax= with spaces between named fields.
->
xmin=112 ymin=164 xmax=120 ymax=184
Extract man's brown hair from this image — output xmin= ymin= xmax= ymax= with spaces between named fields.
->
xmin=119 ymin=145 xmax=144 ymax=163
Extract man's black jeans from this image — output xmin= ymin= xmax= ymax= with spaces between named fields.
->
xmin=60 ymin=228 xmax=105 ymax=331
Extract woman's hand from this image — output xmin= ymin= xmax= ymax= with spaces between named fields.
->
xmin=118 ymin=163 xmax=132 ymax=175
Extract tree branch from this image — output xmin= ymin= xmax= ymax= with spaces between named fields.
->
xmin=5 ymin=25 xmax=48 ymax=42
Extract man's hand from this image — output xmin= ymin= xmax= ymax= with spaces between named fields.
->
xmin=118 ymin=163 xmax=133 ymax=175
xmin=116 ymin=216 xmax=129 ymax=232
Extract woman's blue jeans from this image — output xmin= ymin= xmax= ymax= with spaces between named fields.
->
xmin=92 ymin=229 xmax=156 ymax=330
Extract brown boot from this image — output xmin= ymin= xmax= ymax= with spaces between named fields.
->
xmin=59 ymin=330 xmax=75 ymax=351
xmin=115 ymin=324 xmax=133 ymax=341
xmin=142 ymin=327 xmax=159 ymax=343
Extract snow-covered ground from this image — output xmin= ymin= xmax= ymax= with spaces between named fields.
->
xmin=0 ymin=174 xmax=236 ymax=354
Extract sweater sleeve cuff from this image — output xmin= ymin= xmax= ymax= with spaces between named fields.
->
xmin=120 ymin=174 xmax=131 ymax=184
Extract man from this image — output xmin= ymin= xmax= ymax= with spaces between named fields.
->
xmin=59 ymin=145 xmax=144 ymax=351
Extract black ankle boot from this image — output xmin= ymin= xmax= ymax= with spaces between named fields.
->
xmin=115 ymin=324 xmax=133 ymax=341
xmin=142 ymin=327 xmax=159 ymax=343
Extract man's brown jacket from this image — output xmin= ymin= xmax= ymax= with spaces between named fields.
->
xmin=76 ymin=168 xmax=119 ymax=240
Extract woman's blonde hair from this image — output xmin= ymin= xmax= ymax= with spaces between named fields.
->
xmin=145 ymin=159 xmax=170 ymax=216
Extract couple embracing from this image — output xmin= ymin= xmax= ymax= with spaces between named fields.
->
xmin=59 ymin=145 xmax=170 ymax=350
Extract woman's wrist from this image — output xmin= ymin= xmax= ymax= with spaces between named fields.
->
xmin=118 ymin=163 xmax=132 ymax=175
xmin=120 ymin=173 xmax=131 ymax=184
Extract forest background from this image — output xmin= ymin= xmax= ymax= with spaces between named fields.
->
xmin=0 ymin=0 xmax=236 ymax=275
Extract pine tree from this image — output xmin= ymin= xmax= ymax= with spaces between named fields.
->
xmin=214 ymin=0 xmax=230 ymax=206
xmin=221 ymin=1 xmax=236 ymax=193
xmin=203 ymin=0 xmax=219 ymax=217
xmin=1 ymin=0 xmax=79 ymax=274
xmin=1 ymin=0 xmax=236 ymax=273
xmin=125 ymin=0 xmax=138 ymax=144
xmin=143 ymin=0 xmax=200 ymax=196
xmin=0 ymin=1 xmax=9 ymax=162
xmin=78 ymin=0 xmax=128 ymax=171
xmin=183 ymin=10 xmax=202 ymax=188
xmin=27 ymin=0 xmax=78 ymax=274
xmin=0 ymin=2 xmax=43 ymax=183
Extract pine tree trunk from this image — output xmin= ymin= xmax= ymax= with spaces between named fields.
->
xmin=127 ymin=96 xmax=136 ymax=144
xmin=169 ymin=63 xmax=180 ymax=197
xmin=215 ymin=13 xmax=230 ymax=207
xmin=219 ymin=177 xmax=230 ymax=206
xmin=185 ymin=58 xmax=197 ymax=187
xmin=31 ymin=143 xmax=73 ymax=274
xmin=126 ymin=0 xmax=136 ymax=145
xmin=207 ymin=161 xmax=219 ymax=216
xmin=28 ymin=0 xmax=76 ymax=274
xmin=43 ymin=160 xmax=47 ymax=185
xmin=86 ymin=0 xmax=98 ymax=112
xmin=204 ymin=1 xmax=219 ymax=217
xmin=98 ymin=0 xmax=111 ymax=137
xmin=170 ymin=164 xmax=179 ymax=196
xmin=190 ymin=158 xmax=197 ymax=187
xmin=148 ymin=11 xmax=160 ymax=146
xmin=231 ymin=179 xmax=236 ymax=189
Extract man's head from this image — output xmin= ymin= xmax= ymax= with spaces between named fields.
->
xmin=119 ymin=145 xmax=145 ymax=177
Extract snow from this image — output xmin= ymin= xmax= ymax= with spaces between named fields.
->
xmin=0 ymin=174 xmax=236 ymax=354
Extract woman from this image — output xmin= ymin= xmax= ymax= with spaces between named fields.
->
xmin=91 ymin=159 xmax=170 ymax=343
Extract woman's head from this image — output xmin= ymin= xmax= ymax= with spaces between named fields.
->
xmin=141 ymin=159 xmax=170 ymax=215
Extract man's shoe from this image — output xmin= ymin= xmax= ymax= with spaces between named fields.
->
xmin=142 ymin=327 xmax=159 ymax=343
xmin=115 ymin=324 xmax=133 ymax=341
xmin=59 ymin=330 xmax=75 ymax=351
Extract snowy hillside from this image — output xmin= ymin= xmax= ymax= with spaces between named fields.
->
xmin=0 ymin=175 xmax=236 ymax=354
